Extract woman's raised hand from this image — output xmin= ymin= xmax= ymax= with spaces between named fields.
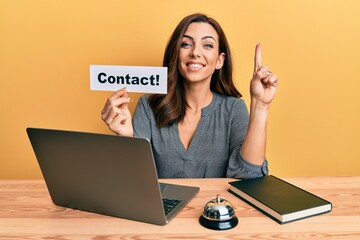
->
xmin=101 ymin=88 xmax=134 ymax=136
xmin=250 ymin=43 xmax=278 ymax=106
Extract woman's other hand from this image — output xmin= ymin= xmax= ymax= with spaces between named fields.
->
xmin=101 ymin=87 xmax=134 ymax=136
xmin=250 ymin=43 xmax=278 ymax=106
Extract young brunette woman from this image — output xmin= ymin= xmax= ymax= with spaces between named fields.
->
xmin=101 ymin=13 xmax=278 ymax=179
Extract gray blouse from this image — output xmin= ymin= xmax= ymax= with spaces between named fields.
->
xmin=132 ymin=92 xmax=268 ymax=179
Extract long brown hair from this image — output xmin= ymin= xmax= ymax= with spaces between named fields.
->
xmin=149 ymin=13 xmax=241 ymax=127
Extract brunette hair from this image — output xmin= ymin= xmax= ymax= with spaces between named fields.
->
xmin=149 ymin=13 xmax=241 ymax=127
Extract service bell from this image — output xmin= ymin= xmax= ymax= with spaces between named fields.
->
xmin=199 ymin=194 xmax=238 ymax=230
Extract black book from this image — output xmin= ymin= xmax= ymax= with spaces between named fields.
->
xmin=228 ymin=175 xmax=332 ymax=224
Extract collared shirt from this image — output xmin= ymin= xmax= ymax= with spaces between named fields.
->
xmin=133 ymin=92 xmax=268 ymax=178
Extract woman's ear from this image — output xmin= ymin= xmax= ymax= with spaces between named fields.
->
xmin=216 ymin=53 xmax=225 ymax=69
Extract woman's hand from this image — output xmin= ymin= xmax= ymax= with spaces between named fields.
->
xmin=101 ymin=87 xmax=134 ymax=136
xmin=250 ymin=43 xmax=278 ymax=106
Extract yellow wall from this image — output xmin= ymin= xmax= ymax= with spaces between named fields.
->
xmin=1 ymin=0 xmax=360 ymax=179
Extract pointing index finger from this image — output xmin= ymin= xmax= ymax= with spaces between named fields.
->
xmin=254 ymin=43 xmax=262 ymax=73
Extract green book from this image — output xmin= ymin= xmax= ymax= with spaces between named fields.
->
xmin=228 ymin=175 xmax=332 ymax=224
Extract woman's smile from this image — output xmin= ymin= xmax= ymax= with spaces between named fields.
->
xmin=186 ymin=61 xmax=205 ymax=70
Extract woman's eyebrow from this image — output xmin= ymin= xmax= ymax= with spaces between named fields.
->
xmin=183 ymin=35 xmax=193 ymax=40
xmin=183 ymin=35 xmax=216 ymax=42
xmin=202 ymin=36 xmax=216 ymax=42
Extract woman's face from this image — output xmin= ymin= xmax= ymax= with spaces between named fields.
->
xmin=178 ymin=22 xmax=225 ymax=84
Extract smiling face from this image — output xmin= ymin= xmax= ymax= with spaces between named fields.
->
xmin=178 ymin=22 xmax=225 ymax=85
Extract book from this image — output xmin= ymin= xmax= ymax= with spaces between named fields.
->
xmin=228 ymin=175 xmax=332 ymax=224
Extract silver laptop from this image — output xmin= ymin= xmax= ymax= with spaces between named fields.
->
xmin=26 ymin=127 xmax=199 ymax=225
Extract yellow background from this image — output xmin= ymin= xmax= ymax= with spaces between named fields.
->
xmin=1 ymin=0 xmax=359 ymax=179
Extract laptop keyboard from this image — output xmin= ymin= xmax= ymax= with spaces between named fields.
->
xmin=162 ymin=198 xmax=182 ymax=216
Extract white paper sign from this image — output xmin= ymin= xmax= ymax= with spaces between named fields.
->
xmin=90 ymin=65 xmax=167 ymax=94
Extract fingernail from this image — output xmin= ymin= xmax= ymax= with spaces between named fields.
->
xmin=129 ymin=98 xmax=134 ymax=102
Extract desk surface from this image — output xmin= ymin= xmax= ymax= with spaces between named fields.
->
xmin=0 ymin=177 xmax=359 ymax=239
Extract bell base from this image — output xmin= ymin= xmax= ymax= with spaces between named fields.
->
xmin=199 ymin=215 xmax=238 ymax=230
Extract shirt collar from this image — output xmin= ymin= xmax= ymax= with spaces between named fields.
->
xmin=201 ymin=92 xmax=223 ymax=117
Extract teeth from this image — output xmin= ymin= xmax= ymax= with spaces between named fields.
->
xmin=188 ymin=63 xmax=203 ymax=69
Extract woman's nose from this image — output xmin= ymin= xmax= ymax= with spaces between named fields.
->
xmin=191 ymin=45 xmax=201 ymax=58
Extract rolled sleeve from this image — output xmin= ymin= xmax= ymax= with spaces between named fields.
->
xmin=227 ymin=147 xmax=268 ymax=179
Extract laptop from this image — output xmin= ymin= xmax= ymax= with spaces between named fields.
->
xmin=26 ymin=127 xmax=200 ymax=225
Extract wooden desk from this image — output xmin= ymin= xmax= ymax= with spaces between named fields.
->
xmin=0 ymin=177 xmax=359 ymax=239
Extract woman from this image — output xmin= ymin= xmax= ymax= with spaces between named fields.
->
xmin=101 ymin=13 xmax=278 ymax=178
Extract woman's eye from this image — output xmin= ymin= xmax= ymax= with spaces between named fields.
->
xmin=181 ymin=42 xmax=191 ymax=48
xmin=204 ymin=43 xmax=214 ymax=49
